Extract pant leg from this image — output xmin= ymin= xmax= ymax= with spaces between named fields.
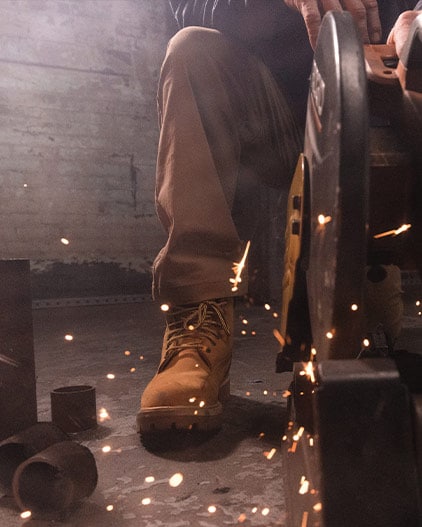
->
xmin=153 ymin=26 xmax=301 ymax=305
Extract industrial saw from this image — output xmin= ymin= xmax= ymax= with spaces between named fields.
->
xmin=278 ymin=11 xmax=422 ymax=527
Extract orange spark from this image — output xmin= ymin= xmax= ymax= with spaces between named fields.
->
xmin=318 ymin=214 xmax=332 ymax=225
xmin=304 ymin=361 xmax=316 ymax=384
xmin=265 ymin=448 xmax=277 ymax=460
xmin=230 ymin=241 xmax=251 ymax=292
xmin=98 ymin=408 xmax=110 ymax=422
xmin=289 ymin=441 xmax=298 ymax=453
xmin=299 ymin=476 xmax=310 ymax=495
xmin=273 ymin=328 xmax=286 ymax=346
xmin=169 ymin=473 xmax=184 ymax=487
xmin=374 ymin=223 xmax=411 ymax=239
xmin=293 ymin=427 xmax=305 ymax=442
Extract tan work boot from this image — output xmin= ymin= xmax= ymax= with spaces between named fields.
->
xmin=137 ymin=298 xmax=233 ymax=435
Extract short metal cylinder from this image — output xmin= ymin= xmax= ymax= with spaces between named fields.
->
xmin=12 ymin=440 xmax=98 ymax=516
xmin=50 ymin=385 xmax=97 ymax=433
xmin=0 ymin=422 xmax=68 ymax=496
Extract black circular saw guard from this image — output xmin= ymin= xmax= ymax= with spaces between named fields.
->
xmin=305 ymin=11 xmax=370 ymax=361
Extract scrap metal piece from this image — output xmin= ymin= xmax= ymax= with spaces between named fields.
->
xmin=0 ymin=260 xmax=37 ymax=441
xmin=51 ymin=385 xmax=97 ymax=433
xmin=12 ymin=440 xmax=98 ymax=518
xmin=0 ymin=422 xmax=68 ymax=496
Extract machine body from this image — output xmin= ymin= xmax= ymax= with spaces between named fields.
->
xmin=280 ymin=12 xmax=422 ymax=527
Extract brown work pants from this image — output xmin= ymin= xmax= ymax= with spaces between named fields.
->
xmin=153 ymin=27 xmax=301 ymax=305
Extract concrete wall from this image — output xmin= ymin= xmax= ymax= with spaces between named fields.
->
xmin=0 ymin=0 xmax=174 ymax=298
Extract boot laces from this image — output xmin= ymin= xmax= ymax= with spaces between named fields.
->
xmin=158 ymin=300 xmax=231 ymax=373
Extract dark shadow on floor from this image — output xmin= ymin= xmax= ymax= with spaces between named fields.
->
xmin=142 ymin=395 xmax=287 ymax=461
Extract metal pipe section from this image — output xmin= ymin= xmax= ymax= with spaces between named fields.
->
xmin=12 ymin=441 xmax=98 ymax=517
xmin=0 ymin=423 xmax=68 ymax=496
xmin=50 ymin=385 xmax=97 ymax=433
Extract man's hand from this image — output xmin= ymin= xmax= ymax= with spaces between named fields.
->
xmin=387 ymin=11 xmax=422 ymax=58
xmin=284 ymin=0 xmax=381 ymax=49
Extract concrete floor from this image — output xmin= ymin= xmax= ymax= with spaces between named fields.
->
xmin=1 ymin=290 xmax=421 ymax=527
xmin=0 ymin=299 xmax=293 ymax=527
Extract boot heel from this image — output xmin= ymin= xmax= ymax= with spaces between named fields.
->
xmin=218 ymin=378 xmax=231 ymax=403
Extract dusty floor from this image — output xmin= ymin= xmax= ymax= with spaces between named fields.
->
xmin=1 ymin=299 xmax=293 ymax=527
xmin=0 ymin=290 xmax=421 ymax=527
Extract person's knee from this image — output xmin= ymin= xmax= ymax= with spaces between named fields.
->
xmin=166 ymin=26 xmax=225 ymax=64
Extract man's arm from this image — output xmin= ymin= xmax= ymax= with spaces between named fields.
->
xmin=284 ymin=0 xmax=382 ymax=49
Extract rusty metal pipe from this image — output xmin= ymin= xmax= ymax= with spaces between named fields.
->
xmin=0 ymin=423 xmax=68 ymax=496
xmin=12 ymin=440 xmax=98 ymax=517
xmin=50 ymin=385 xmax=97 ymax=433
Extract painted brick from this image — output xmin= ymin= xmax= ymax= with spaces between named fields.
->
xmin=0 ymin=0 xmax=171 ymax=296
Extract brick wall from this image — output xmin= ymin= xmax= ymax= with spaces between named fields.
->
xmin=0 ymin=0 xmax=174 ymax=298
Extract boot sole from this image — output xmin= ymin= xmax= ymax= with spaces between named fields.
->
xmin=137 ymin=378 xmax=230 ymax=434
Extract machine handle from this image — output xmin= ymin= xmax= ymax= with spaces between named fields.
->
xmin=365 ymin=14 xmax=422 ymax=93
xmin=364 ymin=44 xmax=399 ymax=85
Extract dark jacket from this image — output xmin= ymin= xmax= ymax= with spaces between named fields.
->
xmin=167 ymin=1 xmax=421 ymax=123
xmin=168 ymin=0 xmax=312 ymax=123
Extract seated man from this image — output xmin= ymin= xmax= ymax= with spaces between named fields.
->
xmin=137 ymin=0 xmax=422 ymax=436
